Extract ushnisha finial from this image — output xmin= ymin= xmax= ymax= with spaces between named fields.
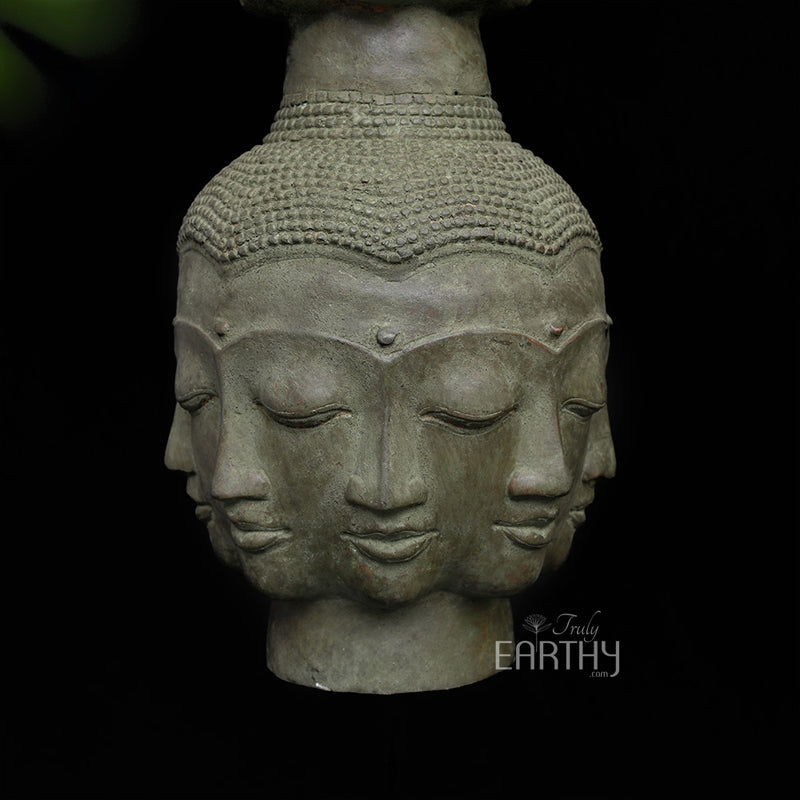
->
xmin=240 ymin=1 xmax=532 ymax=17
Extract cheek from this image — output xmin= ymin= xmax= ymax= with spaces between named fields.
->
xmin=190 ymin=401 xmax=221 ymax=492
xmin=425 ymin=424 xmax=516 ymax=525
xmin=559 ymin=416 xmax=592 ymax=474
xmin=264 ymin=424 xmax=352 ymax=520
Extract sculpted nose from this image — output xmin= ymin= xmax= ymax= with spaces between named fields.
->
xmin=583 ymin=406 xmax=616 ymax=482
xmin=508 ymin=414 xmax=572 ymax=500
xmin=211 ymin=423 xmax=272 ymax=502
xmin=165 ymin=404 xmax=194 ymax=473
xmin=212 ymin=464 xmax=272 ymax=502
xmin=345 ymin=474 xmax=428 ymax=511
xmin=345 ymin=406 xmax=428 ymax=511
xmin=507 ymin=467 xmax=571 ymax=500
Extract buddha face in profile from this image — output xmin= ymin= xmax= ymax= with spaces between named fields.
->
xmin=165 ymin=241 xmax=615 ymax=607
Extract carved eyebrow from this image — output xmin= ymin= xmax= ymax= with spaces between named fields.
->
xmin=557 ymin=317 xmax=612 ymax=347
xmin=172 ymin=319 xmax=223 ymax=351
xmin=172 ymin=319 xmax=612 ymax=363
xmin=374 ymin=319 xmax=612 ymax=360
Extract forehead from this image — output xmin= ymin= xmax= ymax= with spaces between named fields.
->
xmin=174 ymin=326 xmax=609 ymax=418
xmin=175 ymin=246 xmax=607 ymax=351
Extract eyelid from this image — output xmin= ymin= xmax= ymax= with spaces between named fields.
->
xmin=561 ymin=397 xmax=606 ymax=419
xmin=176 ymin=389 xmax=216 ymax=414
xmin=420 ymin=404 xmax=517 ymax=433
xmin=256 ymin=400 xmax=351 ymax=428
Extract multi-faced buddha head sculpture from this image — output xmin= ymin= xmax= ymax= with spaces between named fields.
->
xmin=165 ymin=0 xmax=614 ymax=693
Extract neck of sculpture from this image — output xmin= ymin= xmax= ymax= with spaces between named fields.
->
xmin=283 ymin=6 xmax=490 ymax=96
xmin=267 ymin=592 xmax=514 ymax=693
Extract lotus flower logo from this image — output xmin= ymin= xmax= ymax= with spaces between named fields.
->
xmin=522 ymin=613 xmax=551 ymax=635
xmin=522 ymin=613 xmax=551 ymax=646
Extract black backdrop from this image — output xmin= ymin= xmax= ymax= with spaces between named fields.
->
xmin=2 ymin=1 xmax=796 ymax=797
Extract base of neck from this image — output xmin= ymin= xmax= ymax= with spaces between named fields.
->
xmin=267 ymin=592 xmax=514 ymax=693
xmin=283 ymin=6 xmax=490 ymax=96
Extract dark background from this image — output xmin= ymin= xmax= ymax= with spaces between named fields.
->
xmin=2 ymin=1 xmax=795 ymax=797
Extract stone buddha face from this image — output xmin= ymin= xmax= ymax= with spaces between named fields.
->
xmin=165 ymin=241 xmax=614 ymax=607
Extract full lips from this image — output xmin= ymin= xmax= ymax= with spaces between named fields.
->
xmin=493 ymin=518 xmax=557 ymax=549
xmin=229 ymin=525 xmax=293 ymax=554
xmin=341 ymin=530 xmax=438 ymax=564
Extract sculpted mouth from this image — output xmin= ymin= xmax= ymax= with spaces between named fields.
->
xmin=341 ymin=529 xmax=438 ymax=564
xmin=228 ymin=522 xmax=293 ymax=554
xmin=195 ymin=503 xmax=213 ymax=522
xmin=493 ymin=517 xmax=558 ymax=549
xmin=570 ymin=506 xmax=588 ymax=521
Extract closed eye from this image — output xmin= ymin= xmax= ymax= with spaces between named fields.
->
xmin=177 ymin=389 xmax=217 ymax=415
xmin=421 ymin=405 xmax=516 ymax=433
xmin=561 ymin=398 xmax=605 ymax=421
xmin=257 ymin=401 xmax=351 ymax=429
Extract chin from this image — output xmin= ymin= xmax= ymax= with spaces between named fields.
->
xmin=343 ymin=564 xmax=444 ymax=610
xmin=206 ymin=516 xmax=242 ymax=570
xmin=540 ymin=506 xmax=591 ymax=573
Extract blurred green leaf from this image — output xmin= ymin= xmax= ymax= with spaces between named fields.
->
xmin=0 ymin=0 xmax=139 ymax=130
xmin=0 ymin=0 xmax=137 ymax=58
xmin=0 ymin=28 xmax=46 ymax=129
